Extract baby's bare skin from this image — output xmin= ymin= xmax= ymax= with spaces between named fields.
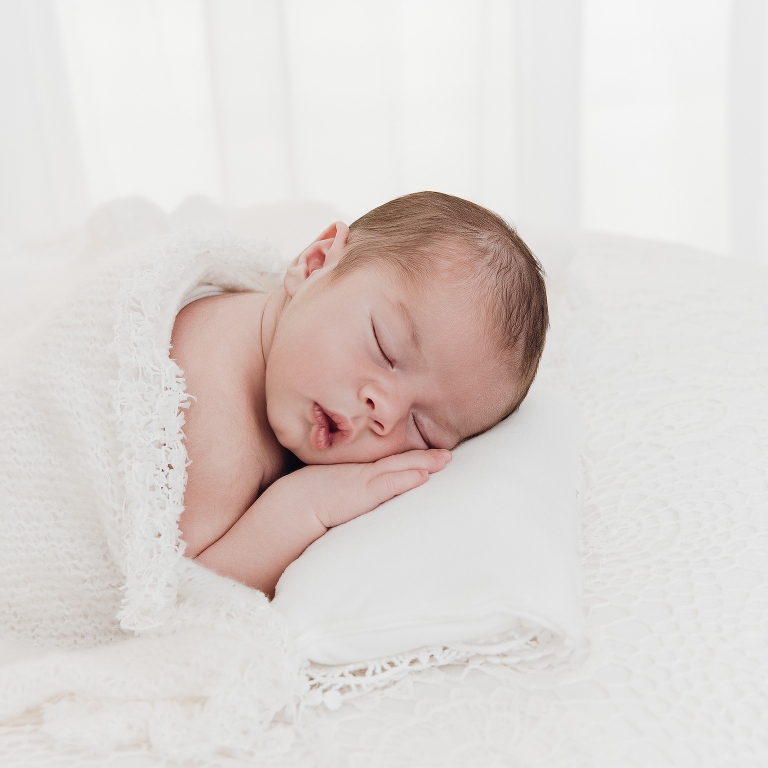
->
xmin=172 ymin=222 xmax=513 ymax=597
xmin=171 ymin=291 xmax=286 ymax=558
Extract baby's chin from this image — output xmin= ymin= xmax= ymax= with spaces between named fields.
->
xmin=273 ymin=433 xmax=339 ymax=465
xmin=289 ymin=445 xmax=352 ymax=465
xmin=289 ymin=440 xmax=393 ymax=466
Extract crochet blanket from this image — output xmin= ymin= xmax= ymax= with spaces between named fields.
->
xmin=0 ymin=232 xmax=315 ymax=758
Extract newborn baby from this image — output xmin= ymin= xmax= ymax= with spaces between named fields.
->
xmin=171 ymin=192 xmax=548 ymax=598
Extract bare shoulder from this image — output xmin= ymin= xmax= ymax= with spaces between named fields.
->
xmin=171 ymin=293 xmax=287 ymax=557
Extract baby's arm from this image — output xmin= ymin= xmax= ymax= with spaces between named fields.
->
xmin=195 ymin=449 xmax=450 ymax=598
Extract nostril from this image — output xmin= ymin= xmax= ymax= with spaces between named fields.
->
xmin=367 ymin=398 xmax=375 ymax=409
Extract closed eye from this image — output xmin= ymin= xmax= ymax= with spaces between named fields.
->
xmin=412 ymin=413 xmax=431 ymax=448
xmin=371 ymin=319 xmax=393 ymax=368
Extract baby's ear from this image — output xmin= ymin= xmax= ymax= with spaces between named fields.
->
xmin=284 ymin=221 xmax=349 ymax=297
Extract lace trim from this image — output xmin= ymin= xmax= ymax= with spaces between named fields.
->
xmin=304 ymin=623 xmax=585 ymax=709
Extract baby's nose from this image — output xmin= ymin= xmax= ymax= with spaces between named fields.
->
xmin=364 ymin=391 xmax=406 ymax=437
xmin=366 ymin=397 xmax=389 ymax=435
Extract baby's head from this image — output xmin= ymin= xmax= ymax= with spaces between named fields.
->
xmin=265 ymin=191 xmax=548 ymax=465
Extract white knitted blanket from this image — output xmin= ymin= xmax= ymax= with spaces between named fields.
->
xmin=0 ymin=232 xmax=316 ymax=759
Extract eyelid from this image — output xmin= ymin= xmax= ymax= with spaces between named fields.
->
xmin=412 ymin=413 xmax=431 ymax=448
xmin=371 ymin=319 xmax=393 ymax=367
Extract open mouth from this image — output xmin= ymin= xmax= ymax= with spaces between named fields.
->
xmin=310 ymin=403 xmax=348 ymax=451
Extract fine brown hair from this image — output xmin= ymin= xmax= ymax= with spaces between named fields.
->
xmin=333 ymin=191 xmax=549 ymax=420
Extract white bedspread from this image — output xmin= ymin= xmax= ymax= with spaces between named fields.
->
xmin=0 ymin=200 xmax=766 ymax=767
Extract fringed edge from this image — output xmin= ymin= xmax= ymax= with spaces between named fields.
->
xmin=109 ymin=231 xmax=284 ymax=632
xmin=111 ymin=251 xmax=196 ymax=631
xmin=303 ymin=623 xmax=585 ymax=710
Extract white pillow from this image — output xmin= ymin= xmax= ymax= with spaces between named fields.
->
xmin=272 ymin=385 xmax=586 ymax=665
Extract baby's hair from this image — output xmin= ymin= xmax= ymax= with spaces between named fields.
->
xmin=332 ymin=191 xmax=548 ymax=420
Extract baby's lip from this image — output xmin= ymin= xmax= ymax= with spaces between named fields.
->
xmin=324 ymin=408 xmax=353 ymax=439
xmin=310 ymin=403 xmax=353 ymax=450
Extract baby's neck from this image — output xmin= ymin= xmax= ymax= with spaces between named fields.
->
xmin=259 ymin=286 xmax=288 ymax=366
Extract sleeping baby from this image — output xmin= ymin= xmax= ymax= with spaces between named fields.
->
xmin=171 ymin=191 xmax=548 ymax=598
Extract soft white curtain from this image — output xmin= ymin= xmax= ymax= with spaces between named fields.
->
xmin=1 ymin=0 xmax=766 ymax=263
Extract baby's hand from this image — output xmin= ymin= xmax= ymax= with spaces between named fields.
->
xmin=290 ymin=449 xmax=451 ymax=530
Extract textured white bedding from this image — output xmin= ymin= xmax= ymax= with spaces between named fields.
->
xmin=0 ymin=201 xmax=766 ymax=767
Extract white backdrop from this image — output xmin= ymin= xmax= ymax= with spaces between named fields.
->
xmin=1 ymin=0 xmax=767 ymax=263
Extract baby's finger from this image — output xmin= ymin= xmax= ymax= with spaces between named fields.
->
xmin=374 ymin=449 xmax=451 ymax=475
xmin=367 ymin=468 xmax=429 ymax=506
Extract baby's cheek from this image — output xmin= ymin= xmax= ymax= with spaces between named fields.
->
xmin=377 ymin=432 xmax=420 ymax=462
xmin=264 ymin=397 xmax=293 ymax=448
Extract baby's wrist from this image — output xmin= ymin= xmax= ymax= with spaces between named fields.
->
xmin=271 ymin=471 xmax=330 ymax=535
